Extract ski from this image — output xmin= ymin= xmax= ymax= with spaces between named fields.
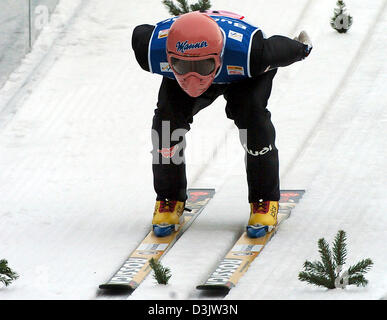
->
xmin=99 ymin=188 xmax=215 ymax=291
xmin=196 ymin=190 xmax=305 ymax=292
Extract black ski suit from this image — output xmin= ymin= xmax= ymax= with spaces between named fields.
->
xmin=131 ymin=23 xmax=310 ymax=203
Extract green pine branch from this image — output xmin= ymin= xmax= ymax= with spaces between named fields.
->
xmin=336 ymin=0 xmax=346 ymax=10
xmin=0 ymin=259 xmax=19 ymax=287
xmin=162 ymin=0 xmax=212 ymax=16
xmin=333 ymin=230 xmax=347 ymax=267
xmin=190 ymin=0 xmax=211 ymax=12
xmin=162 ymin=0 xmax=185 ymax=16
xmin=298 ymin=272 xmax=334 ymax=289
xmin=348 ymin=259 xmax=373 ymax=276
xmin=348 ymin=274 xmax=369 ymax=287
xmin=317 ymin=238 xmax=336 ymax=287
xmin=162 ymin=0 xmax=189 ymax=15
xmin=303 ymin=260 xmax=327 ymax=276
xmin=298 ymin=230 xmax=373 ymax=290
xmin=177 ymin=0 xmax=190 ymax=14
xmin=149 ymin=258 xmax=172 ymax=285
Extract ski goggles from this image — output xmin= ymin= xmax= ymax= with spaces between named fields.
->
xmin=169 ymin=56 xmax=217 ymax=76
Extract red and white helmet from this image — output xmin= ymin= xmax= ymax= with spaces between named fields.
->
xmin=166 ymin=12 xmax=224 ymax=97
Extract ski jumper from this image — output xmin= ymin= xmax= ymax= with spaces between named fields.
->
xmin=132 ymin=11 xmax=310 ymax=203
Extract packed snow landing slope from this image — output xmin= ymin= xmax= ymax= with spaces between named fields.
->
xmin=0 ymin=0 xmax=386 ymax=300
xmin=225 ymin=1 xmax=387 ymax=300
xmin=0 ymin=0 xmax=164 ymax=299
xmin=131 ymin=0 xmax=387 ymax=300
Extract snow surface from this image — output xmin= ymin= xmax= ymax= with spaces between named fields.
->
xmin=0 ymin=0 xmax=386 ymax=300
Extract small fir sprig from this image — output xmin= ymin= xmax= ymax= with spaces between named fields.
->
xmin=190 ymin=0 xmax=212 ymax=12
xmin=347 ymin=258 xmax=374 ymax=287
xmin=162 ymin=0 xmax=212 ymax=16
xmin=330 ymin=0 xmax=353 ymax=33
xmin=299 ymin=230 xmax=373 ymax=289
xmin=149 ymin=258 xmax=172 ymax=285
xmin=0 ymin=259 xmax=19 ymax=287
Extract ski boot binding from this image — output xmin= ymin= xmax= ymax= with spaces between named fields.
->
xmin=152 ymin=200 xmax=185 ymax=237
xmin=247 ymin=200 xmax=279 ymax=238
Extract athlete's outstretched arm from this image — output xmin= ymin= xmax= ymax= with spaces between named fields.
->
xmin=250 ymin=31 xmax=312 ymax=76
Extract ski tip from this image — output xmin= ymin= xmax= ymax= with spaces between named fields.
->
xmin=98 ymin=283 xmax=134 ymax=292
xmin=196 ymin=284 xmax=231 ymax=293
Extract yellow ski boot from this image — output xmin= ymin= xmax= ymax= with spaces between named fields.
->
xmin=247 ymin=200 xmax=279 ymax=238
xmin=152 ymin=200 xmax=185 ymax=237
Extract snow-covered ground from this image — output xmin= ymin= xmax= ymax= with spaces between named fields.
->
xmin=0 ymin=0 xmax=386 ymax=300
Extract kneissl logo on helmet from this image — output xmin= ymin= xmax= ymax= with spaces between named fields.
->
xmin=176 ymin=40 xmax=208 ymax=53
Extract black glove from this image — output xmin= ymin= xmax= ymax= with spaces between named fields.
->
xmin=294 ymin=31 xmax=313 ymax=57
